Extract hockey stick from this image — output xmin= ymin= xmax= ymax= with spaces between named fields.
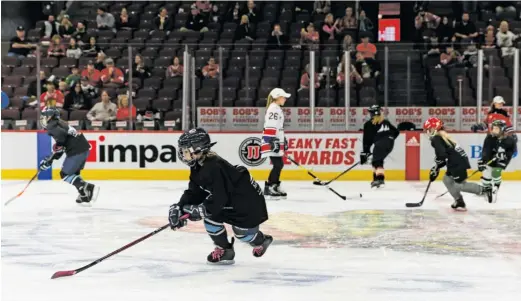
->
xmin=434 ymin=159 xmax=496 ymax=200
xmin=284 ymin=155 xmax=351 ymax=200
xmin=51 ymin=214 xmax=190 ymax=279
xmin=406 ymin=180 xmax=433 ymax=208
xmin=313 ymin=161 xmax=361 ymax=186
xmin=4 ymin=170 xmax=40 ymax=206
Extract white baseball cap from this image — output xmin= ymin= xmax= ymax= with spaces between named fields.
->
xmin=493 ymin=96 xmax=505 ymax=104
xmin=269 ymin=88 xmax=291 ymax=99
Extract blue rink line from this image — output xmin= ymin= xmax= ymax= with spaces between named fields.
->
xmin=36 ymin=132 xmax=52 ymax=180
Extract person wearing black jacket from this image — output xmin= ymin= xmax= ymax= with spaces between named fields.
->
xmin=234 ymin=15 xmax=255 ymax=40
xmin=267 ymin=24 xmax=288 ymax=50
xmin=361 ymin=105 xmax=399 ymax=188
xmin=64 ymin=84 xmax=91 ymax=111
xmin=423 ymin=117 xmax=491 ymax=210
xmin=168 ymin=128 xmax=272 ymax=265
xmin=154 ymin=8 xmax=173 ymax=32
xmin=38 ymin=107 xmax=99 ymax=205
xmin=479 ymin=120 xmax=517 ymax=202
xmin=181 ymin=5 xmax=209 ymax=32
xmin=127 ymin=54 xmax=151 ymax=86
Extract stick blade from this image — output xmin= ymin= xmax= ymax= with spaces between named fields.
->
xmin=405 ymin=202 xmax=423 ymax=208
xmin=51 ymin=270 xmax=76 ymax=279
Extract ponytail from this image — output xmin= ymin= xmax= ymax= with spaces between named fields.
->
xmin=438 ymin=129 xmax=457 ymax=147
xmin=371 ymin=115 xmax=384 ymax=125
xmin=266 ymin=95 xmax=274 ymax=108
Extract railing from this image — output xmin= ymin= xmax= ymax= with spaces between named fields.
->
xmin=2 ymin=41 xmax=519 ymax=131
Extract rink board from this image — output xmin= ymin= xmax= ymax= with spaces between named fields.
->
xmin=1 ymin=131 xmax=519 ymax=181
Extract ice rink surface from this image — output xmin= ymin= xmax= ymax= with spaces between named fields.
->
xmin=2 ymin=180 xmax=521 ymax=301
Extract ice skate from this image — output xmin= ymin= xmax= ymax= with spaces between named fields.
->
xmin=451 ymin=198 xmax=467 ymax=211
xmin=207 ymin=238 xmax=235 ymax=265
xmin=264 ymin=182 xmax=282 ymax=200
xmin=371 ymin=179 xmax=385 ymax=189
xmin=76 ymin=183 xmax=99 ymax=206
xmin=481 ymin=185 xmax=494 ymax=204
xmin=274 ymin=182 xmax=287 ymax=198
xmin=252 ymin=235 xmax=273 ymax=258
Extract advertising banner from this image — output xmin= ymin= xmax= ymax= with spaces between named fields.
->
xmin=198 ymin=107 xmax=521 ymax=131
xmin=378 ymin=18 xmax=401 ymax=41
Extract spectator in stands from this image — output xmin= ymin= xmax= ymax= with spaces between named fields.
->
xmin=83 ymin=36 xmax=100 ymax=57
xmin=97 ymin=6 xmax=115 ymax=31
xmin=438 ymin=45 xmax=461 ymax=68
xmin=43 ymin=15 xmax=60 ymax=39
xmin=128 ymin=54 xmax=151 ymax=85
xmin=497 ymin=21 xmax=517 ymax=57
xmin=72 ymin=21 xmax=88 ymax=45
xmin=166 ymin=57 xmax=184 ymax=78
xmin=436 ymin=16 xmax=454 ymax=44
xmin=356 ymin=34 xmax=377 ymax=59
xmin=196 ymin=1 xmax=213 ymax=15
xmin=180 ymin=4 xmax=209 ymax=32
xmin=314 ymin=1 xmax=331 ymax=14
xmin=483 ymin=25 xmax=496 ymax=49
xmin=354 ymin=52 xmax=380 ymax=80
xmin=58 ymin=15 xmax=74 ymax=38
xmin=342 ymin=34 xmax=356 ymax=53
xmin=300 ymin=63 xmax=320 ymax=89
xmin=339 ymin=7 xmax=357 ymax=31
xmin=226 ymin=2 xmax=241 ymax=23
xmin=322 ymin=13 xmax=340 ymax=41
xmin=64 ymin=83 xmax=91 ymax=111
xmin=358 ymin=10 xmax=374 ymax=35
xmin=116 ymin=94 xmax=136 ymax=121
xmin=300 ymin=23 xmax=319 ymax=50
xmin=242 ymin=1 xmax=260 ymax=25
xmin=202 ymin=57 xmax=220 ymax=78
xmin=87 ymin=90 xmax=117 ymax=122
xmin=58 ymin=80 xmax=69 ymax=96
xmin=268 ymin=23 xmax=288 ymax=50
xmin=37 ymin=82 xmax=64 ymax=109
xmin=81 ymin=60 xmax=102 ymax=85
xmin=47 ymin=35 xmax=66 ymax=58
xmin=425 ymin=31 xmax=442 ymax=57
xmin=94 ymin=52 xmax=106 ymax=71
xmin=337 ymin=61 xmax=362 ymax=86
xmin=80 ymin=77 xmax=99 ymax=99
xmin=66 ymin=37 xmax=82 ymax=59
xmin=65 ymin=67 xmax=81 ymax=87
xmin=100 ymin=58 xmax=124 ymax=88
xmin=116 ymin=8 xmax=137 ymax=30
xmin=235 ymin=15 xmax=255 ymax=41
xmin=28 ymin=71 xmax=55 ymax=98
xmin=154 ymin=7 xmax=173 ymax=33
xmin=454 ymin=12 xmax=478 ymax=44
xmin=462 ymin=42 xmax=483 ymax=68
xmin=8 ymin=26 xmax=37 ymax=59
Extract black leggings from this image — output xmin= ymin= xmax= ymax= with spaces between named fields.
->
xmin=268 ymin=157 xmax=284 ymax=184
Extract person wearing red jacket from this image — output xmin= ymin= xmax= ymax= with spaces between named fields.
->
xmin=116 ymin=94 xmax=136 ymax=121
xmin=81 ymin=60 xmax=101 ymax=85
xmin=38 ymin=82 xmax=65 ymax=109
xmin=472 ymin=96 xmax=513 ymax=133
xmin=100 ymin=58 xmax=124 ymax=88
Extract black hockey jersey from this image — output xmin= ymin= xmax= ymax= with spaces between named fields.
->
xmin=177 ymin=154 xmax=269 ymax=228
xmin=46 ymin=119 xmax=90 ymax=156
xmin=430 ymin=135 xmax=471 ymax=171
xmin=362 ymin=120 xmax=399 ymax=153
xmin=482 ymin=134 xmax=517 ymax=168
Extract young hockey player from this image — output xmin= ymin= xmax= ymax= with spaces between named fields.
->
xmin=361 ymin=105 xmax=399 ymax=188
xmin=168 ymin=127 xmax=273 ymax=265
xmin=478 ymin=120 xmax=517 ymax=202
xmin=423 ymin=117 xmax=492 ymax=210
xmin=261 ymin=88 xmax=291 ymax=199
xmin=39 ymin=107 xmax=99 ymax=205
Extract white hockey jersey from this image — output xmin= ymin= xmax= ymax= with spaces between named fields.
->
xmin=261 ymin=102 xmax=285 ymax=157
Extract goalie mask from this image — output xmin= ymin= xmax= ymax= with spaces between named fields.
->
xmin=177 ymin=127 xmax=216 ymax=167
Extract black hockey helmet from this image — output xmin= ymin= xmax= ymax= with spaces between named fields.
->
xmin=490 ymin=119 xmax=507 ymax=136
xmin=368 ymin=105 xmax=382 ymax=117
xmin=40 ymin=106 xmax=60 ymax=128
xmin=178 ymin=127 xmax=216 ymax=167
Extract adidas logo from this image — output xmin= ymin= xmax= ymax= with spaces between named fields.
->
xmin=406 ymin=136 xmax=420 ymax=147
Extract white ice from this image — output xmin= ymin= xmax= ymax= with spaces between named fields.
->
xmin=2 ymin=180 xmax=521 ymax=301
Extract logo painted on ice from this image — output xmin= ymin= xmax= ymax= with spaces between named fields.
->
xmin=238 ymin=137 xmax=267 ymax=167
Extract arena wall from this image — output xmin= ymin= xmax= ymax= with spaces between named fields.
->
xmin=1 ymin=131 xmax=519 ymax=181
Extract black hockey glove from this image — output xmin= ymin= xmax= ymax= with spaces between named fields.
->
xmin=39 ymin=155 xmax=54 ymax=171
xmin=429 ymin=165 xmax=440 ymax=182
xmin=477 ymin=159 xmax=487 ymax=172
xmin=168 ymin=204 xmax=187 ymax=230
xmin=270 ymin=138 xmax=280 ymax=153
xmin=183 ymin=204 xmax=210 ymax=221
xmin=284 ymin=137 xmax=288 ymax=151
xmin=360 ymin=152 xmax=370 ymax=165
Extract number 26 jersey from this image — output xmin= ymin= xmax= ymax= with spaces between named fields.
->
xmin=261 ymin=102 xmax=285 ymax=157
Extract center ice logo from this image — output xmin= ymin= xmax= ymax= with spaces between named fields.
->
xmin=86 ymin=135 xmax=177 ymax=167
xmin=238 ymin=137 xmax=267 ymax=167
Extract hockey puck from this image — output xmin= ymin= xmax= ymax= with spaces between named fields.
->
xmin=360 ymin=193 xmax=363 ymax=198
